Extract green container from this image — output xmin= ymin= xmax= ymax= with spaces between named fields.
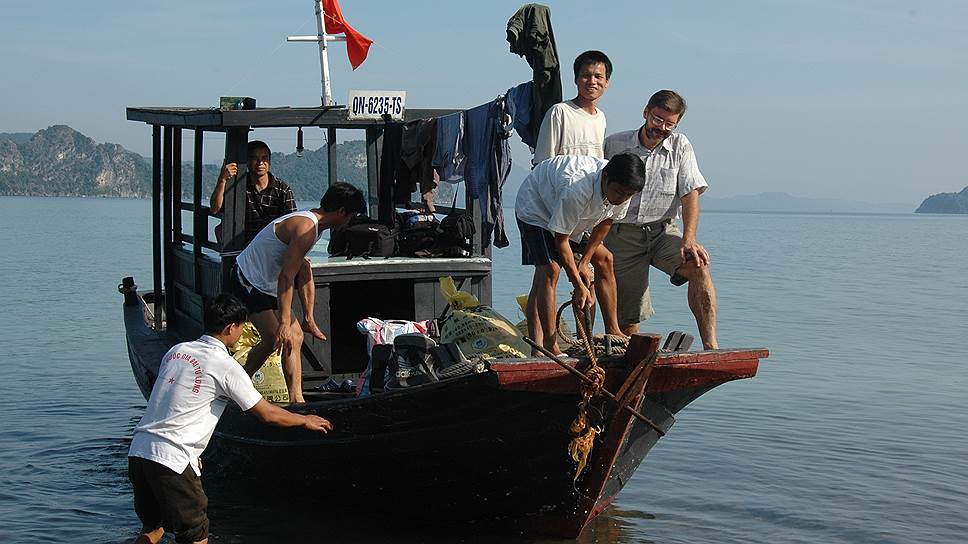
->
xmin=219 ymin=96 xmax=256 ymax=111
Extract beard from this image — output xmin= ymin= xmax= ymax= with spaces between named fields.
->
xmin=646 ymin=126 xmax=671 ymax=141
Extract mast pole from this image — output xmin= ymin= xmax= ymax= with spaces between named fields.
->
xmin=314 ymin=0 xmax=334 ymax=106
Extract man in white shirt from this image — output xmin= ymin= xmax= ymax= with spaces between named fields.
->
xmin=226 ymin=182 xmax=366 ymax=403
xmin=128 ymin=294 xmax=333 ymax=544
xmin=604 ymin=90 xmax=718 ymax=349
xmin=515 ymin=153 xmax=645 ymax=355
xmin=532 ymin=50 xmax=611 ymax=165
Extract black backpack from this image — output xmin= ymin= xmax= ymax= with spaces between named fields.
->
xmin=328 ymin=215 xmax=397 ymax=259
xmin=397 ymin=210 xmax=440 ymax=257
xmin=436 ymin=213 xmax=476 ymax=257
xmin=384 ymin=334 xmax=479 ymax=390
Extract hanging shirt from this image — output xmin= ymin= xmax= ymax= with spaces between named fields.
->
xmin=129 ymin=335 xmax=263 ymax=476
xmin=515 ymin=155 xmax=628 ymax=242
xmin=506 ymin=81 xmax=538 ymax=149
xmin=396 ymin=118 xmax=438 ymax=203
xmin=506 ymin=4 xmax=562 ymax=135
xmin=433 ymin=111 xmax=465 ymax=183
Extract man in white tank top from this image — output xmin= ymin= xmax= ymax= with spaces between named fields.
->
xmin=228 ymin=182 xmax=366 ymax=403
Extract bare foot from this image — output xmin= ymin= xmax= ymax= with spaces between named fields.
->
xmin=301 ymin=320 xmax=327 ymax=341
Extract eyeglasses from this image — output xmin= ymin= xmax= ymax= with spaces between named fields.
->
xmin=647 ymin=112 xmax=678 ymax=131
xmin=248 ymin=155 xmax=270 ymax=164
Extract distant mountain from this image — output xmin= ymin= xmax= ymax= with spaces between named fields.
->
xmin=915 ymin=187 xmax=968 ymax=214
xmin=0 ymin=132 xmax=34 ymax=145
xmin=0 ymin=125 xmax=150 ymax=197
xmin=702 ymin=191 xmax=911 ymax=214
xmin=0 ymin=125 xmax=370 ymax=200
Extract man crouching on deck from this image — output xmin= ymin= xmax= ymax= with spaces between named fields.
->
xmin=515 ymin=153 xmax=646 ymax=355
xmin=226 ymin=182 xmax=366 ymax=403
xmin=128 ymin=294 xmax=332 ymax=544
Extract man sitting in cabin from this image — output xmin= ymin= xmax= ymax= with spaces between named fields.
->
xmin=515 ymin=153 xmax=646 ymax=356
xmin=210 ymin=140 xmax=297 ymax=245
xmin=603 ymin=90 xmax=718 ymax=349
xmin=227 ymin=182 xmax=366 ymax=403
xmin=128 ymin=293 xmax=332 ymax=544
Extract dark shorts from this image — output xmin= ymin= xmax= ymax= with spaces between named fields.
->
xmin=128 ymin=456 xmax=209 ymax=543
xmin=226 ymin=265 xmax=278 ymax=314
xmin=517 ymin=218 xmax=585 ymax=266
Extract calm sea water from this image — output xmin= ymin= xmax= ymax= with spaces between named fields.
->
xmin=0 ymin=196 xmax=966 ymax=543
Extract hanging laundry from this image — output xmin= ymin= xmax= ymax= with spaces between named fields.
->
xmin=378 ymin=121 xmax=403 ymax=222
xmin=432 ymin=111 xmax=465 ymax=183
xmin=396 ymin=118 xmax=438 ymax=206
xmin=506 ymin=4 xmax=562 ymax=138
xmin=506 ymin=81 xmax=538 ymax=149
xmin=464 ymin=98 xmax=512 ymax=249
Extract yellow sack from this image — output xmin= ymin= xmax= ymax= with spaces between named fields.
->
xmin=439 ymin=277 xmax=528 ymax=358
xmin=230 ymin=322 xmax=290 ymax=403
xmin=514 ymin=294 xmax=574 ymax=342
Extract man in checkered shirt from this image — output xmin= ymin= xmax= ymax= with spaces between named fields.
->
xmin=210 ymin=140 xmax=297 ymax=245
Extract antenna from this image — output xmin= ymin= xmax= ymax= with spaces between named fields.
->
xmin=287 ymin=1 xmax=346 ymax=106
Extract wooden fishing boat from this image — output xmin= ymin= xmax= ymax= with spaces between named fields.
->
xmin=119 ymin=5 xmax=767 ymax=537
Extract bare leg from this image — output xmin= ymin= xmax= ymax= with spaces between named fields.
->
xmin=282 ymin=320 xmax=305 ymax=403
xmin=296 ymin=258 xmax=326 ymax=341
xmin=678 ymin=263 xmax=719 ymax=349
xmin=525 ymin=274 xmax=544 ymax=353
xmin=245 ymin=310 xmax=280 ymax=377
xmin=590 ymin=246 xmax=624 ymax=336
xmin=532 ymin=263 xmax=562 ymax=355
xmin=134 ymin=527 xmax=164 ymax=544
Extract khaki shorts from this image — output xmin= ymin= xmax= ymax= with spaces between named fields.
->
xmin=604 ymin=221 xmax=685 ymax=327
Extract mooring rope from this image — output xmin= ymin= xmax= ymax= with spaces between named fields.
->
xmin=566 ymin=302 xmax=606 ymax=481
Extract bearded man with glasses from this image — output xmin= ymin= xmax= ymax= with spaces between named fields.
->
xmin=603 ymin=90 xmax=718 ymax=349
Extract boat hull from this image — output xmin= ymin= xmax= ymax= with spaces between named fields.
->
xmin=123 ymin=295 xmax=765 ymax=538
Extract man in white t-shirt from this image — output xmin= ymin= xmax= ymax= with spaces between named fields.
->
xmin=226 ymin=182 xmax=366 ymax=403
xmin=604 ymin=90 xmax=718 ymax=349
xmin=532 ymin=50 xmax=611 ymax=165
xmin=515 ymin=153 xmax=645 ymax=355
xmin=128 ymin=294 xmax=333 ymax=544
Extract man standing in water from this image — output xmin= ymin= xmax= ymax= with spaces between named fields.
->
xmin=227 ymin=182 xmax=366 ymax=403
xmin=128 ymin=294 xmax=332 ymax=544
xmin=604 ymin=90 xmax=718 ymax=349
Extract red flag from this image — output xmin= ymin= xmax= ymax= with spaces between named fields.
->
xmin=322 ymin=0 xmax=373 ymax=70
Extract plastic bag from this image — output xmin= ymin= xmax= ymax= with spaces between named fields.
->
xmin=230 ymin=322 xmax=290 ymax=403
xmin=439 ymin=277 xmax=528 ymax=358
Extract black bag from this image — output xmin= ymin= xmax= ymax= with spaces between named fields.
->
xmin=397 ymin=210 xmax=440 ymax=257
xmin=328 ymin=215 xmax=397 ymax=259
xmin=384 ymin=334 xmax=480 ymax=390
xmin=385 ymin=334 xmax=438 ymax=389
xmin=436 ymin=213 xmax=476 ymax=257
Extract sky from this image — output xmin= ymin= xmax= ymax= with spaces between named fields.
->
xmin=2 ymin=0 xmax=967 ymax=206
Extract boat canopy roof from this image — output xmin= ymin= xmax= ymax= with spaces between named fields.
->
xmin=126 ymin=105 xmax=461 ymax=129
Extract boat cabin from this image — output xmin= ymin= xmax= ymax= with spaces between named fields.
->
xmin=126 ymin=104 xmax=494 ymax=380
